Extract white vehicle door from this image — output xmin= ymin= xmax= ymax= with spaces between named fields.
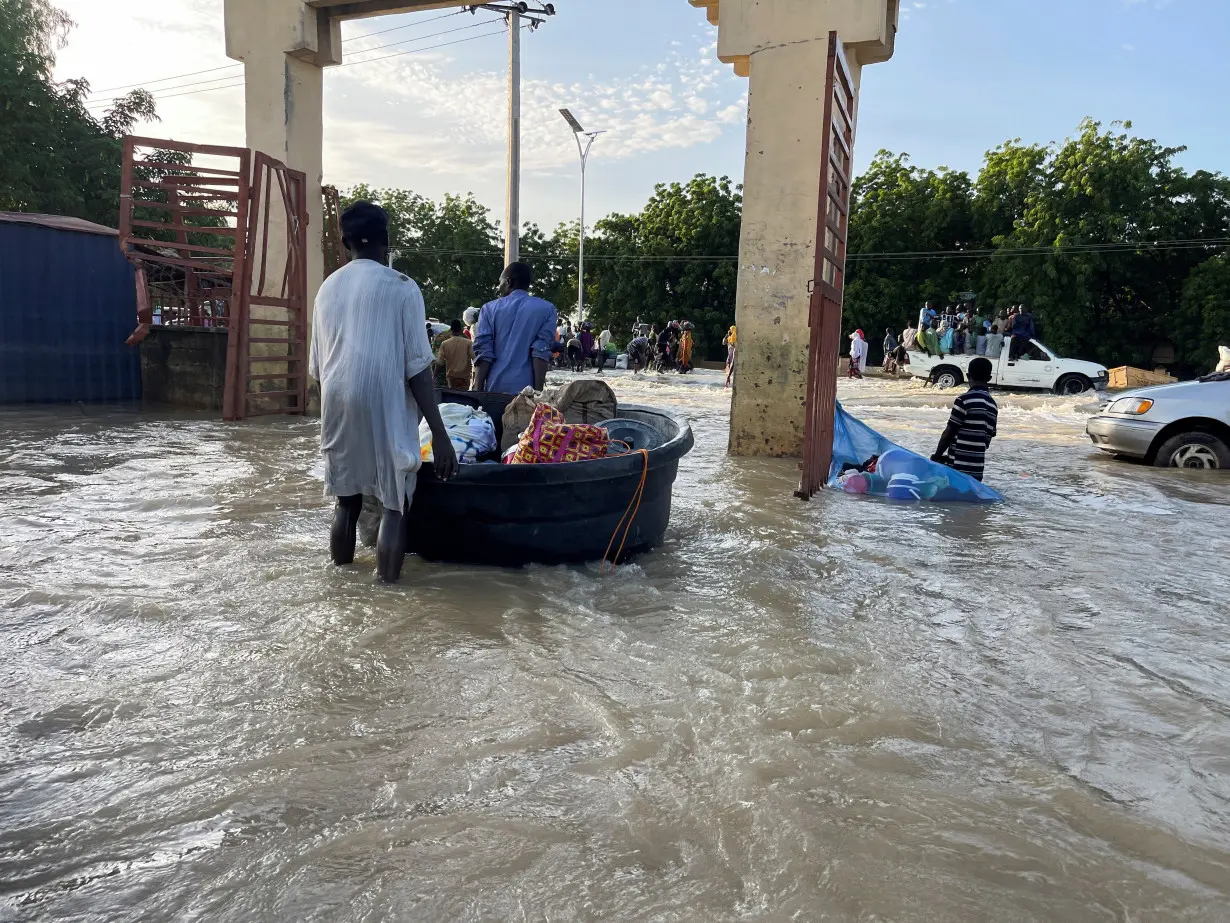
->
xmin=1001 ymin=339 xmax=1052 ymax=388
xmin=989 ymin=339 xmax=1008 ymax=385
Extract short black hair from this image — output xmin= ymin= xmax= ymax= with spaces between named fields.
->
xmin=450 ymin=318 xmax=463 ymax=333
xmin=340 ymin=201 xmax=389 ymax=250
xmin=969 ymin=357 xmax=993 ymax=383
xmin=502 ymin=262 xmax=532 ymax=291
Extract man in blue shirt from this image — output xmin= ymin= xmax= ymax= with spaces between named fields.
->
xmin=473 ymin=263 xmax=558 ymax=393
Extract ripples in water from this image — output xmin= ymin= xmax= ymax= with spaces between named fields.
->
xmin=2 ymin=373 xmax=1228 ymax=921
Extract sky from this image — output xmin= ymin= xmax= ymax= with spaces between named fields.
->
xmin=55 ymin=0 xmax=1230 ymax=233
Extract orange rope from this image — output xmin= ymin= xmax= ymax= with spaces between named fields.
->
xmin=601 ymin=449 xmax=649 ymax=575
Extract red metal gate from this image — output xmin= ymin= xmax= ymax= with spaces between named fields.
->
xmin=120 ymin=137 xmax=309 ymax=421
xmin=797 ymin=32 xmax=857 ymax=500
xmin=118 ymin=137 xmax=251 ymax=332
xmin=322 ymin=184 xmax=349 ymax=279
xmin=224 ymin=153 xmax=310 ymax=421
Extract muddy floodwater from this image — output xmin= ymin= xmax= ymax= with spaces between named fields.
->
xmin=2 ymin=372 xmax=1229 ymax=922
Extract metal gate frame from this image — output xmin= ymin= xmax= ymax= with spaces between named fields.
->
xmin=322 ymin=184 xmax=349 ymax=279
xmin=797 ymin=32 xmax=857 ymax=500
xmin=118 ymin=136 xmax=251 ymax=333
xmin=225 ymin=152 xmax=310 ymax=420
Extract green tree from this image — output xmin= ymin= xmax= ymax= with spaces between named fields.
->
xmin=342 ymin=184 xmax=505 ymax=320
xmin=1179 ymin=254 xmax=1230 ymax=372
xmin=979 ymin=119 xmax=1230 ymax=371
xmin=586 ymin=174 xmax=742 ymax=359
xmin=520 ymin=220 xmax=576 ymax=314
xmin=972 ymin=139 xmax=1048 ymax=244
xmin=0 ymin=0 xmax=157 ymax=227
xmin=844 ymin=152 xmax=977 ymax=350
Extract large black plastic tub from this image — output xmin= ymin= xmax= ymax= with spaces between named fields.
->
xmin=404 ymin=390 xmax=694 ymax=566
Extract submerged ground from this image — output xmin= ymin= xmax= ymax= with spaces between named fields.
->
xmin=2 ymin=372 xmax=1228 ymax=921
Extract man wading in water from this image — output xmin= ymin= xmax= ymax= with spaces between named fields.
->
xmin=473 ymin=262 xmax=557 ymax=394
xmin=308 ymin=202 xmax=458 ymax=583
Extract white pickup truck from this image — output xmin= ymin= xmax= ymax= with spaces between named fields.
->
xmin=907 ymin=338 xmax=1110 ymax=395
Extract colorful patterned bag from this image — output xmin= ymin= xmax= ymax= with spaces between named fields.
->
xmin=506 ymin=403 xmax=610 ymax=465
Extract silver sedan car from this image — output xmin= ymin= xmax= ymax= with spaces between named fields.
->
xmin=1087 ymin=375 xmax=1230 ymax=469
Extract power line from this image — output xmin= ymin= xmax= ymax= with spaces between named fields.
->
xmin=86 ymin=18 xmax=501 ymax=108
xmin=341 ymin=18 xmax=496 ymax=60
xmin=336 ymin=22 xmax=523 ymax=69
xmin=386 ymin=237 xmax=1230 ymax=264
xmin=87 ymin=9 xmax=465 ymax=98
xmin=341 ymin=9 xmax=464 ymax=44
xmin=85 ymin=26 xmax=516 ymax=111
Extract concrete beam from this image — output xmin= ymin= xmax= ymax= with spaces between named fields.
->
xmin=307 ymin=0 xmax=470 ymax=22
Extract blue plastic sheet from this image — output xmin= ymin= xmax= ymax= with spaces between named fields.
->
xmin=828 ymin=401 xmax=1004 ymax=504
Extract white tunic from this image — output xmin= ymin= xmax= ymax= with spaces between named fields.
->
xmin=308 ymin=260 xmax=433 ymax=512
xmin=850 ymin=335 xmax=868 ymax=372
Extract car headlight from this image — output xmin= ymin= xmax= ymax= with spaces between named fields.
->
xmin=1107 ymin=397 xmax=1154 ymax=415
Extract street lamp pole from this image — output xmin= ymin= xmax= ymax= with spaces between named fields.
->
xmin=560 ymin=109 xmax=604 ymax=325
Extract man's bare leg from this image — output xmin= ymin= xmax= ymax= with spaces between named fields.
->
xmin=376 ymin=503 xmax=408 ymax=583
xmin=330 ymin=494 xmax=364 ymax=565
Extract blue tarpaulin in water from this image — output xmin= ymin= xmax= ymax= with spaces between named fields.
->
xmin=829 ymin=401 xmax=1004 ymax=504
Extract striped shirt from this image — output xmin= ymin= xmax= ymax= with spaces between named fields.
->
xmin=946 ymin=384 xmax=998 ymax=481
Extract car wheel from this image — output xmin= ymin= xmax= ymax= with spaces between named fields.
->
xmin=1055 ymin=374 xmax=1091 ymax=396
xmin=932 ymin=367 xmax=963 ymax=389
xmin=1153 ymin=432 xmax=1230 ymax=470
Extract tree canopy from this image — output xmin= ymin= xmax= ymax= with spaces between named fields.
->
xmin=8 ymin=3 xmax=1221 ymax=376
xmin=846 ymin=120 xmax=1230 ymax=374
xmin=585 ymin=175 xmax=742 ymax=361
xmin=343 ymin=122 xmax=1227 ymax=374
xmin=0 ymin=0 xmax=157 ymax=228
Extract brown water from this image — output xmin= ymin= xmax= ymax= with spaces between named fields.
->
xmin=2 ymin=372 xmax=1229 ymax=922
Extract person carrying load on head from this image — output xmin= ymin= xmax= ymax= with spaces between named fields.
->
xmin=462 ymin=306 xmax=480 ymax=340
xmin=473 ymin=262 xmax=557 ymax=394
xmin=931 ymin=356 xmax=998 ymax=482
xmin=308 ymin=202 xmax=458 ymax=584
xmin=678 ymin=322 xmax=695 ymax=374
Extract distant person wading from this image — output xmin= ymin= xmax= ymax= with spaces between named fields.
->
xmin=473 ymin=262 xmax=558 ymax=394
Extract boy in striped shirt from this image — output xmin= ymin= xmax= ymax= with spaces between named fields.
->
xmin=931 ymin=357 xmax=998 ymax=482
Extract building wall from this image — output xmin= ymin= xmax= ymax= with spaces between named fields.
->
xmin=0 ymin=223 xmax=141 ymax=403
xmin=139 ymin=327 xmax=229 ymax=412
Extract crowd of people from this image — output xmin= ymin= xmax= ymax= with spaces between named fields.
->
xmin=624 ymin=319 xmax=699 ymax=376
xmin=311 ymin=201 xmax=1002 ymax=582
xmin=849 ymin=300 xmax=1042 ymax=378
xmin=427 ymin=308 xmax=728 ymax=389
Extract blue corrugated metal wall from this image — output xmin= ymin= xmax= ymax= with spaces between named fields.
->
xmin=0 ymin=222 xmax=141 ymax=403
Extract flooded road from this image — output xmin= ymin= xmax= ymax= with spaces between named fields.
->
xmin=3 ymin=372 xmax=1229 ymax=921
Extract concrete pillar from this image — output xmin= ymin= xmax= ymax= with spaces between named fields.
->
xmin=223 ymin=1 xmax=471 ymax=319
xmin=690 ymin=0 xmax=899 ymax=457
xmin=224 ymin=0 xmax=338 ymax=320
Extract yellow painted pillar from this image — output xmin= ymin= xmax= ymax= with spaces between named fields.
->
xmin=224 ymin=0 xmax=339 ymax=321
xmin=690 ymin=0 xmax=899 ymax=457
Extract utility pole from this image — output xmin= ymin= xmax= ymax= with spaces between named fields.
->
xmin=506 ymin=8 xmax=521 ymax=265
xmin=560 ymin=109 xmax=605 ymax=325
xmin=466 ymin=3 xmax=555 ymax=267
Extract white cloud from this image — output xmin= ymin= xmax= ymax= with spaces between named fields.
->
xmin=53 ymin=1 xmax=748 ymax=226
